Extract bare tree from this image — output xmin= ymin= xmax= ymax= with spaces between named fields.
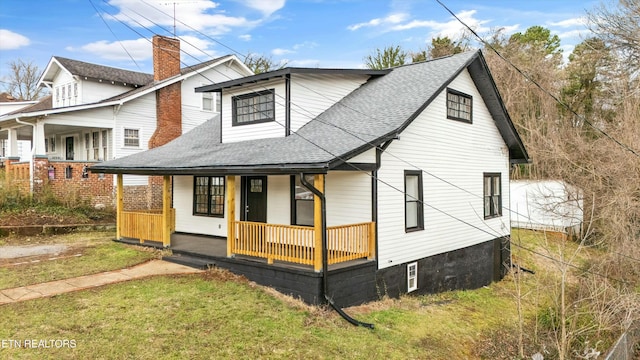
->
xmin=588 ymin=0 xmax=640 ymax=74
xmin=243 ymin=53 xmax=287 ymax=74
xmin=4 ymin=59 xmax=45 ymax=100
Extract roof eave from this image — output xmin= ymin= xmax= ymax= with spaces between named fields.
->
xmin=90 ymin=163 xmax=330 ymax=176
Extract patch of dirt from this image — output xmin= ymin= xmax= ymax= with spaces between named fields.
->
xmin=0 ymin=245 xmax=86 ymax=267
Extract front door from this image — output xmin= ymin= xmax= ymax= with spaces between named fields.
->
xmin=242 ymin=176 xmax=267 ymax=222
xmin=65 ymin=137 xmax=74 ymax=160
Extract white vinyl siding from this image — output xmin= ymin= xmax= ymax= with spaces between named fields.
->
xmin=325 ymin=171 xmax=372 ymax=227
xmin=222 ymin=81 xmax=286 ymax=143
xmin=376 ymin=68 xmax=511 ymax=270
xmin=174 ymin=176 xmax=230 ymax=236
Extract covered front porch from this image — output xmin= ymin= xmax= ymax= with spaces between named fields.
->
xmin=116 ymin=173 xmax=376 ymax=272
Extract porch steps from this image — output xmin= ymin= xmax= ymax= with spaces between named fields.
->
xmin=162 ymin=253 xmax=214 ymax=270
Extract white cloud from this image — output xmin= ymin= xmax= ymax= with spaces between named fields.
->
xmin=239 ymin=34 xmax=252 ymax=41
xmin=272 ymin=48 xmax=293 ymax=56
xmin=241 ymin=0 xmax=285 ymax=17
xmin=0 ymin=29 xmax=30 ymax=50
xmin=347 ymin=13 xmax=408 ymax=31
xmin=67 ymin=38 xmax=151 ymax=61
xmin=548 ymin=17 xmax=587 ymax=28
xmin=67 ymin=35 xmax=217 ymax=63
xmin=392 ymin=10 xmax=492 ymax=38
xmin=105 ymin=0 xmax=255 ymax=35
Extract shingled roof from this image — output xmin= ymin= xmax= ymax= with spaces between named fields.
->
xmin=91 ymin=50 xmax=529 ymax=175
xmin=53 ymin=57 xmax=153 ymax=86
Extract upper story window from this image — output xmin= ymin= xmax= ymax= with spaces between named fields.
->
xmin=123 ymin=128 xmax=140 ymax=147
xmin=446 ymin=88 xmax=472 ymax=123
xmin=483 ymin=173 xmax=502 ymax=219
xmin=405 ymin=170 xmax=424 ymax=232
xmin=232 ymin=89 xmax=275 ymax=126
xmin=55 ymin=87 xmax=60 ymax=107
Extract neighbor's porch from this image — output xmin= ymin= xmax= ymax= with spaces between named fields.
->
xmin=116 ymin=174 xmax=376 ymax=271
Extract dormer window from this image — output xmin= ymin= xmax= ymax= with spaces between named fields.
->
xmin=232 ymin=90 xmax=275 ymax=126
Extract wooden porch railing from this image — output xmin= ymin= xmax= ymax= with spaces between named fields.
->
xmin=231 ymin=221 xmax=375 ymax=267
xmin=120 ymin=208 xmax=175 ymax=244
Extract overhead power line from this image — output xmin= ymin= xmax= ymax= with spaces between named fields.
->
xmin=88 ymin=0 xmax=640 ymax=285
xmin=434 ymin=0 xmax=640 ymax=159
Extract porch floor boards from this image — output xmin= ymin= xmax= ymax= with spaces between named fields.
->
xmin=168 ymin=232 xmax=371 ymax=272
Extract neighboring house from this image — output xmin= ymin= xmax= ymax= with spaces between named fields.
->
xmin=0 ymin=35 xmax=252 ymax=205
xmin=510 ymin=180 xmax=583 ymax=236
xmin=92 ymin=50 xmax=529 ymax=306
xmin=0 ymin=93 xmax=37 ymax=159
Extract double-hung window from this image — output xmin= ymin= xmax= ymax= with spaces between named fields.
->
xmin=291 ymin=175 xmax=315 ymax=226
xmin=123 ymin=128 xmax=140 ymax=147
xmin=92 ymin=132 xmax=100 ymax=160
xmin=232 ymin=89 xmax=275 ymax=126
xmin=483 ymin=173 xmax=502 ymax=219
xmin=405 ymin=170 xmax=424 ymax=232
xmin=446 ymin=88 xmax=472 ymax=123
xmin=193 ymin=176 xmax=225 ymax=217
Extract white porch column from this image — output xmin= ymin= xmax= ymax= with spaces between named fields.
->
xmin=6 ymin=128 xmax=19 ymax=157
xmin=33 ymin=120 xmax=46 ymax=156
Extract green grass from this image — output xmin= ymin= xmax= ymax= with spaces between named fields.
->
xmin=0 ymin=272 xmax=513 ymax=360
xmin=0 ymin=231 xmax=158 ymax=289
xmin=0 ymin=229 xmax=627 ymax=359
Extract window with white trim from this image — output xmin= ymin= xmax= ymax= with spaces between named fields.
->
xmin=92 ymin=132 xmax=100 ymax=160
xmin=483 ymin=173 xmax=502 ymax=219
xmin=446 ymin=88 xmax=472 ymax=123
xmin=50 ymin=137 xmax=56 ymax=152
xmin=407 ymin=262 xmax=418 ymax=292
xmin=123 ymin=128 xmax=140 ymax=147
xmin=232 ymin=90 xmax=275 ymax=126
xmin=102 ymin=130 xmax=108 ymax=160
xmin=405 ymin=170 xmax=424 ymax=232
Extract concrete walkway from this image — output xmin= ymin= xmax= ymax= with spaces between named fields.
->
xmin=0 ymin=260 xmax=202 ymax=305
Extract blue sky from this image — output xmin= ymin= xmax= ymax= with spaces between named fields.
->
xmin=0 ymin=0 xmax=598 ymax=83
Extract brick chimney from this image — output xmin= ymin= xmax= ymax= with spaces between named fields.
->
xmin=149 ymin=35 xmax=182 ymax=149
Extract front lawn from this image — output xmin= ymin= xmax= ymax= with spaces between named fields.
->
xmin=0 ymin=231 xmax=159 ymax=289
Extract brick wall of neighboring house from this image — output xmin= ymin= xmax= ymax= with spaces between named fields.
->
xmin=4 ymin=158 xmax=114 ymax=207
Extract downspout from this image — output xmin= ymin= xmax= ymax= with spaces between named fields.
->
xmin=14 ymin=117 xmax=35 ymax=194
xmin=300 ymin=173 xmax=374 ymax=329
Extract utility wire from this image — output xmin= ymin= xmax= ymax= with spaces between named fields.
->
xmin=435 ymin=0 xmax=640 ymax=159
xmin=90 ymin=0 xmax=640 ymax=284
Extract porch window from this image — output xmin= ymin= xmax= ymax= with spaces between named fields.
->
xmin=291 ymin=174 xmax=314 ymax=226
xmin=446 ymin=88 xmax=472 ymax=123
xmin=92 ymin=132 xmax=99 ymax=160
xmin=483 ymin=173 xmax=502 ymax=219
xmin=123 ymin=128 xmax=140 ymax=147
xmin=232 ymin=89 xmax=275 ymax=126
xmin=50 ymin=137 xmax=56 ymax=152
xmin=405 ymin=170 xmax=424 ymax=232
xmin=85 ymin=133 xmax=90 ymax=159
xmin=45 ymin=139 xmax=49 ymax=153
xmin=194 ymin=176 xmax=225 ymax=217
xmin=101 ymin=130 xmax=108 ymax=160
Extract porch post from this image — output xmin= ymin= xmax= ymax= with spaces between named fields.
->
xmin=6 ymin=129 xmax=19 ymax=157
xmin=116 ymin=174 xmax=123 ymax=240
xmin=161 ymin=175 xmax=171 ymax=247
xmin=226 ymin=175 xmax=236 ymax=257
xmin=368 ymin=222 xmax=376 ymax=260
xmin=313 ymin=174 xmax=325 ymax=272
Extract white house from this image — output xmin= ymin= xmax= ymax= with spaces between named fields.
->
xmin=0 ymin=93 xmax=37 ymax=159
xmin=93 ymin=50 xmax=529 ymax=306
xmin=0 ymin=35 xmax=252 ymax=205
